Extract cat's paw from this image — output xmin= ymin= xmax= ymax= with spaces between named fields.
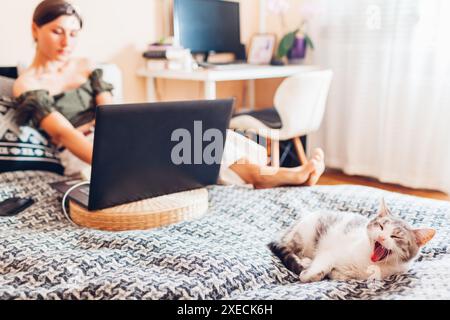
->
xmin=366 ymin=265 xmax=382 ymax=281
xmin=329 ymin=269 xmax=349 ymax=281
xmin=299 ymin=258 xmax=312 ymax=269
xmin=299 ymin=269 xmax=326 ymax=283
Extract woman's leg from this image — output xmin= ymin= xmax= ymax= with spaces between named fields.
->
xmin=229 ymin=148 xmax=325 ymax=189
xmin=305 ymin=148 xmax=325 ymax=186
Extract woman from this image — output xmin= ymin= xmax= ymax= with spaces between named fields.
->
xmin=13 ymin=0 xmax=325 ymax=189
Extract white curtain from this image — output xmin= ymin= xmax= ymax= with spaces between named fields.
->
xmin=307 ymin=0 xmax=450 ymax=194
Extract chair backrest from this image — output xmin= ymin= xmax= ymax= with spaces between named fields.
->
xmin=274 ymin=69 xmax=333 ymax=140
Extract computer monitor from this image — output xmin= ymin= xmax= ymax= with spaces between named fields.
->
xmin=173 ymin=0 xmax=246 ymax=60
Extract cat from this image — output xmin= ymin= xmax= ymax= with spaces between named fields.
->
xmin=269 ymin=199 xmax=436 ymax=282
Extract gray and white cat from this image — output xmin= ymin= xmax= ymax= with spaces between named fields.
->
xmin=269 ymin=199 xmax=435 ymax=282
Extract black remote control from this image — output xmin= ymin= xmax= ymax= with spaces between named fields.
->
xmin=0 ymin=198 xmax=35 ymax=217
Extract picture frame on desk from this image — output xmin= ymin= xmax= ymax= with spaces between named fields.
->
xmin=247 ymin=33 xmax=277 ymax=65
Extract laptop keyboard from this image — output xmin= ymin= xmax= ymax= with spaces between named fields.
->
xmin=79 ymin=185 xmax=90 ymax=196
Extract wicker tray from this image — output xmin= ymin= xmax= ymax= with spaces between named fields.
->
xmin=69 ymin=188 xmax=209 ymax=231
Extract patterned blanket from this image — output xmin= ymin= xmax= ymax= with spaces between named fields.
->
xmin=0 ymin=171 xmax=449 ymax=300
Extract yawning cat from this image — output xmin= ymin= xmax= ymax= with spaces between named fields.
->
xmin=269 ymin=199 xmax=435 ymax=282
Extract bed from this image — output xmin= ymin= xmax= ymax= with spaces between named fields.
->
xmin=0 ymin=170 xmax=449 ymax=300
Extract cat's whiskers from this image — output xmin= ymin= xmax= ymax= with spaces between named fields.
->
xmin=393 ymin=254 xmax=401 ymax=276
xmin=382 ymin=249 xmax=389 ymax=268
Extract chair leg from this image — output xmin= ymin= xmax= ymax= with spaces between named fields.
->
xmin=293 ymin=137 xmax=308 ymax=165
xmin=271 ymin=139 xmax=280 ymax=167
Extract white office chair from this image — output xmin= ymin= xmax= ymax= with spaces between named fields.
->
xmin=230 ymin=69 xmax=333 ymax=167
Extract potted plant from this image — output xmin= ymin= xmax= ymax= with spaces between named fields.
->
xmin=267 ymin=0 xmax=319 ymax=65
xmin=276 ymin=26 xmax=314 ymax=62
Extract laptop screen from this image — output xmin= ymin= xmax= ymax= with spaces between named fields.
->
xmin=88 ymin=99 xmax=234 ymax=210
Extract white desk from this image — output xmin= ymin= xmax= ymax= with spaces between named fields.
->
xmin=137 ymin=64 xmax=320 ymax=108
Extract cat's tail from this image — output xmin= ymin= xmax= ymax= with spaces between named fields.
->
xmin=268 ymin=241 xmax=304 ymax=275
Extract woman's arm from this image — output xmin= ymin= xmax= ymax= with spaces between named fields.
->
xmin=96 ymin=91 xmax=114 ymax=106
xmin=41 ymin=112 xmax=93 ymax=164
xmin=81 ymin=58 xmax=114 ymax=107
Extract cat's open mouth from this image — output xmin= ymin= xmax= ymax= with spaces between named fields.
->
xmin=371 ymin=241 xmax=392 ymax=262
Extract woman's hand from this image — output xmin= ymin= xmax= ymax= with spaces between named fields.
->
xmin=51 ymin=135 xmax=62 ymax=146
xmin=76 ymin=120 xmax=95 ymax=136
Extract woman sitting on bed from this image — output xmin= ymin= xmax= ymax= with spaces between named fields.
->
xmin=13 ymin=0 xmax=326 ymax=189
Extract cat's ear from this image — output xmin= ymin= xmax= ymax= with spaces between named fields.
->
xmin=413 ymin=228 xmax=436 ymax=246
xmin=378 ymin=198 xmax=392 ymax=217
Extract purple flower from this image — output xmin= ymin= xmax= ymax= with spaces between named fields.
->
xmin=267 ymin=0 xmax=290 ymax=15
xmin=298 ymin=2 xmax=323 ymax=21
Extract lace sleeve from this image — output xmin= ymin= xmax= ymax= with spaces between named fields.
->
xmin=14 ymin=90 xmax=56 ymax=128
xmin=89 ymin=68 xmax=114 ymax=96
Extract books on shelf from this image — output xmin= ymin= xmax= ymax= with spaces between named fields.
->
xmin=143 ymin=43 xmax=196 ymax=71
xmin=143 ymin=45 xmax=189 ymax=60
xmin=146 ymin=59 xmax=167 ymax=71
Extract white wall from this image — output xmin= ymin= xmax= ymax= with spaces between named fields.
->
xmin=0 ymin=0 xmax=265 ymax=104
xmin=0 ymin=0 xmax=164 ymax=102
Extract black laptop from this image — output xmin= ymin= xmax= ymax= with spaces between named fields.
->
xmin=51 ymin=99 xmax=234 ymax=211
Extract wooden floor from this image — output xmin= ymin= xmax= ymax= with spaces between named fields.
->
xmin=318 ymin=169 xmax=450 ymax=201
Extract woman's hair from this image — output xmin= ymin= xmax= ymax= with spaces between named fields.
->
xmin=33 ymin=0 xmax=83 ymax=28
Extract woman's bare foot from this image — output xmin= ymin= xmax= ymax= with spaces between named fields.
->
xmin=305 ymin=148 xmax=325 ymax=186
xmin=252 ymin=161 xmax=316 ymax=189
xmin=229 ymin=151 xmax=324 ymax=189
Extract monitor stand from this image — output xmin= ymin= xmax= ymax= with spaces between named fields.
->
xmin=200 ymin=44 xmax=247 ymax=66
xmin=198 ymin=61 xmax=248 ymax=70
xmin=206 ymin=52 xmax=236 ymax=64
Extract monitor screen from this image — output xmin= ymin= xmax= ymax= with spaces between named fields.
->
xmin=174 ymin=0 xmax=242 ymax=56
